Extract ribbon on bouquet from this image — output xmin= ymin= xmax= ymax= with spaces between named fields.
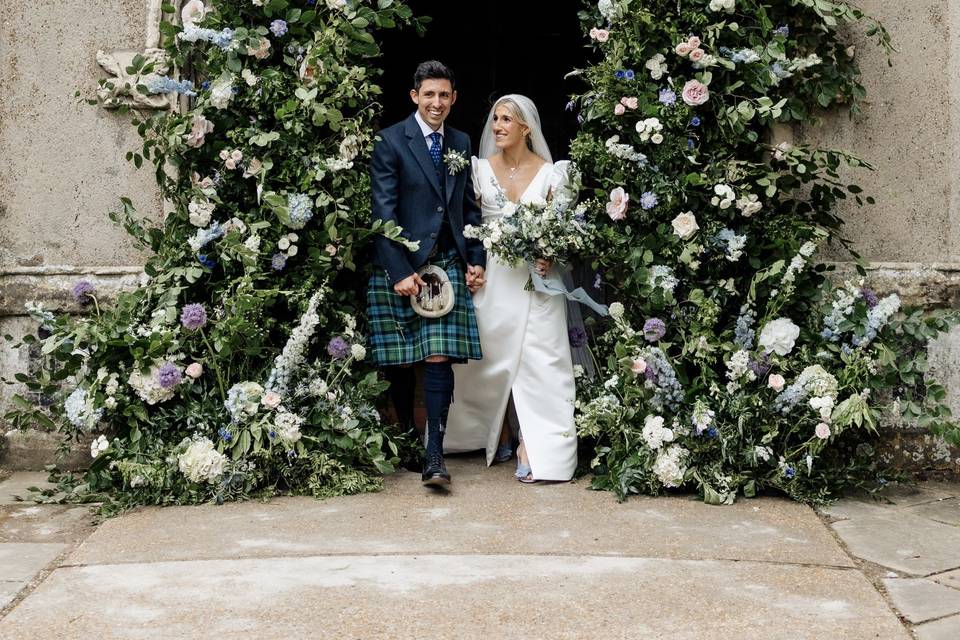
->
xmin=528 ymin=263 xmax=609 ymax=316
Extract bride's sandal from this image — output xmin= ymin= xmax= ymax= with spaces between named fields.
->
xmin=514 ymin=461 xmax=538 ymax=484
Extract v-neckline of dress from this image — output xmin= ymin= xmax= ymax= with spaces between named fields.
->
xmin=485 ymin=159 xmax=550 ymax=205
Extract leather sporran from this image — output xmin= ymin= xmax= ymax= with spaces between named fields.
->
xmin=410 ymin=264 xmax=455 ymax=318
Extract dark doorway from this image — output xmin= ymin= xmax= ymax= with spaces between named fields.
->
xmin=377 ymin=0 xmax=586 ymax=159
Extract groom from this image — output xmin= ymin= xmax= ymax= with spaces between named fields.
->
xmin=367 ymin=61 xmax=486 ymax=486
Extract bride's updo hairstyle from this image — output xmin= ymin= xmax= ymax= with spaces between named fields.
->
xmin=479 ymin=94 xmax=553 ymax=162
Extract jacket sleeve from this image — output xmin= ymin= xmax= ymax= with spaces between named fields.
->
xmin=461 ymin=139 xmax=486 ymax=269
xmin=370 ymin=133 xmax=415 ymax=285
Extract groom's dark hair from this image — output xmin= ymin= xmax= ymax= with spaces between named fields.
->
xmin=413 ymin=60 xmax=456 ymax=92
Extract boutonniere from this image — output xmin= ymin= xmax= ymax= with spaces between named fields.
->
xmin=443 ymin=149 xmax=469 ymax=175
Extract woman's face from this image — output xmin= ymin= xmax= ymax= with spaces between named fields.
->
xmin=491 ymin=105 xmax=528 ymax=151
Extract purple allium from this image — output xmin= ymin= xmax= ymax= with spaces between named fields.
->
xmin=860 ymin=287 xmax=879 ymax=309
xmin=156 ymin=362 xmax=182 ymax=390
xmin=180 ymin=303 xmax=208 ymax=331
xmin=327 ymin=336 xmax=351 ymax=360
xmin=658 ymin=89 xmax=676 ymax=106
xmin=269 ymin=19 xmax=288 ymax=37
xmin=568 ymin=327 xmax=588 ymax=348
xmin=71 ymin=279 xmax=96 ymax=304
xmin=748 ymin=354 xmax=772 ymax=378
xmin=690 ymin=116 xmax=701 ymax=127
xmin=271 ymin=253 xmax=287 ymax=271
xmin=640 ymin=191 xmax=658 ymax=210
xmin=643 ymin=318 xmax=667 ymax=342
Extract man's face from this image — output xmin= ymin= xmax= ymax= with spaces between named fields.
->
xmin=410 ymin=78 xmax=456 ymax=129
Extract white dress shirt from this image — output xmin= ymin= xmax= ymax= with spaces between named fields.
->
xmin=414 ymin=110 xmax=445 ymax=151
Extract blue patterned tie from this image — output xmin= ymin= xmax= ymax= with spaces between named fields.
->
xmin=429 ymin=132 xmax=443 ymax=169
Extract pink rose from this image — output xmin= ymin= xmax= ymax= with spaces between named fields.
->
xmin=261 ymin=391 xmax=281 ymax=409
xmin=682 ymin=79 xmax=710 ymax=106
xmin=614 ymin=103 xmax=626 ymax=116
xmin=815 ymin=423 xmax=831 ymax=439
xmin=595 ymin=29 xmax=609 ymax=42
xmin=247 ymin=37 xmax=272 ymax=60
xmin=687 ymin=36 xmax=701 ymax=49
xmin=621 ymin=96 xmax=638 ymax=110
xmin=185 ymin=115 xmax=214 ymax=149
xmin=589 ymin=27 xmax=599 ymax=39
xmin=631 ymin=358 xmax=647 ymax=375
xmin=689 ymin=48 xmax=705 ymax=62
xmin=675 ymin=42 xmax=692 ymax=57
xmin=606 ymin=187 xmax=629 ymax=221
xmin=767 ymin=374 xmax=785 ymax=392
xmin=185 ymin=362 xmax=203 ymax=379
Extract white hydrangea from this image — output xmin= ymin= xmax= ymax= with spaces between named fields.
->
xmin=65 ymin=387 xmax=103 ymax=430
xmin=653 ymin=444 xmax=689 ymax=487
xmin=209 ymin=74 xmax=235 ymax=110
xmin=605 ymin=135 xmax=648 ymax=166
xmin=642 ymin=414 xmax=675 ymax=450
xmin=644 ymin=53 xmax=668 ymax=79
xmin=754 ymin=445 xmax=773 ymax=462
xmin=758 ymin=317 xmax=801 ymax=356
xmin=649 ymin=265 xmax=678 ymax=293
xmin=128 ymin=366 xmax=176 ymax=405
xmin=273 ymin=409 xmax=304 ymax=445
xmin=177 ymin=437 xmax=227 ymax=484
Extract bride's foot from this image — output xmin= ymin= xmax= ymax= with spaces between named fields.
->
xmin=514 ymin=441 xmax=536 ymax=483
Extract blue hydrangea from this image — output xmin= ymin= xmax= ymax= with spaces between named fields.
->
xmin=218 ymin=428 xmax=233 ymax=443
xmin=734 ymin=305 xmax=756 ymax=350
xmin=286 ymin=193 xmax=314 ymax=229
xmin=774 ymin=25 xmax=790 ymax=37
xmin=269 ymin=20 xmax=288 ymax=37
xmin=146 ymin=76 xmax=196 ymax=96
xmin=658 ymin=89 xmax=676 ymax=106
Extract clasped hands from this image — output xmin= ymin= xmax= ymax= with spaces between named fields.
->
xmin=393 ymin=265 xmax=488 ymax=296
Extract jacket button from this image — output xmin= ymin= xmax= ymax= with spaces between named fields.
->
xmin=436 ymin=205 xmax=443 ymax=213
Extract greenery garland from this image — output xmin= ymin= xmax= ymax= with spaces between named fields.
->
xmin=3 ymin=0 xmax=957 ymax=513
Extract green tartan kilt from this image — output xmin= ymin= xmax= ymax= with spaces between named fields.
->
xmin=367 ymin=249 xmax=482 ymax=367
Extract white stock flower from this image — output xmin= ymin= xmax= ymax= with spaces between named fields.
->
xmin=758 ymin=318 xmax=801 ymax=356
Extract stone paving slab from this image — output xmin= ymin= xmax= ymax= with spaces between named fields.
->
xmin=914 ymin=614 xmax=960 ymax=640
xmin=830 ymin=511 xmax=960 ymax=575
xmin=932 ymin=568 xmax=960 ymax=591
xmin=0 ymin=555 xmax=909 ymax=640
xmin=882 ymin=577 xmax=960 ymax=623
xmin=0 ymin=582 xmax=24 ymax=610
xmin=66 ymin=456 xmax=853 ymax=568
xmin=908 ymin=497 xmax=960 ymax=526
xmin=0 ymin=504 xmax=95 ymax=544
xmin=0 ymin=473 xmax=55 ymax=506
xmin=0 ymin=543 xmax=65 ymax=582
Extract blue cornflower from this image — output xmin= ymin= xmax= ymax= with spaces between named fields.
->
xmin=270 ymin=19 xmax=288 ymax=37
xmin=200 ymin=80 xmax=211 ymax=91
xmin=687 ymin=138 xmax=696 ymax=149
xmin=197 ymin=254 xmax=217 ymax=268
xmin=706 ymin=427 xmax=718 ymax=438
xmin=785 ymin=466 xmax=796 ymax=479
xmin=269 ymin=430 xmax=277 ymax=439
xmin=658 ymin=89 xmax=676 ymax=106
xmin=640 ymin=191 xmax=658 ymax=210
xmin=690 ymin=116 xmax=701 ymax=127
xmin=218 ymin=428 xmax=233 ymax=443
xmin=624 ymin=69 xmax=635 ymax=80
xmin=614 ymin=70 xmax=625 ymax=80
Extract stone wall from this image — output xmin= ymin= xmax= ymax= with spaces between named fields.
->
xmin=0 ymin=1 xmax=957 ymax=472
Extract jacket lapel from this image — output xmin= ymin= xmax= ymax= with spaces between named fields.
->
xmin=404 ymin=114 xmax=444 ymax=200
xmin=444 ymin=135 xmax=458 ymax=204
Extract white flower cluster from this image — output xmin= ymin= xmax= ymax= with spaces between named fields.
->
xmin=225 ymin=381 xmax=264 ymax=422
xmin=772 ymin=238 xmax=820 ymax=299
xmin=177 ymin=436 xmax=227 ymax=484
xmin=774 ymin=365 xmax=838 ymax=414
xmin=642 ymin=414 xmax=675 ymax=449
xmin=653 ymin=444 xmax=689 ymax=487
xmin=265 ymin=289 xmax=325 ymax=396
xmin=716 ymin=228 xmax=747 ymax=262
xmin=736 ymin=193 xmax=762 ymax=217
xmin=64 ymin=387 xmax=103 ymax=430
xmin=90 ymin=434 xmax=109 ymax=459
xmin=754 ymin=445 xmax=773 ymax=462
xmin=209 ymin=73 xmax=234 ymax=110
xmin=273 ymin=408 xmax=304 ymax=446
xmin=277 ymin=232 xmax=299 ymax=257
xmin=649 ymin=265 xmax=678 ymax=293
xmin=711 ymin=184 xmax=736 ymax=209
xmin=635 ymin=118 xmax=664 ymax=144
xmin=188 ymin=200 xmax=215 ymax=227
xmin=644 ymin=53 xmax=668 ymax=79
xmin=597 ymin=0 xmax=628 ymax=23
xmin=692 ymin=400 xmax=715 ymax=435
xmin=708 ymin=0 xmax=736 ymax=13
xmin=604 ymin=135 xmax=648 ymax=166
xmin=128 ymin=365 xmax=176 ymax=405
xmin=24 ymin=301 xmax=55 ymax=331
xmin=725 ymin=349 xmax=755 ymax=392
xmin=758 ymin=317 xmax=800 ymax=356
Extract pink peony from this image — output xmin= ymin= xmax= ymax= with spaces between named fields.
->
xmin=689 ymin=48 xmax=705 ymax=62
xmin=185 ymin=362 xmax=203 ymax=379
xmin=631 ymin=358 xmax=647 ymax=375
xmin=682 ymin=79 xmax=710 ymax=106
xmin=247 ymin=37 xmax=271 ymax=60
xmin=675 ymin=42 xmax=692 ymax=57
xmin=606 ymin=187 xmax=630 ymax=221
xmin=614 ymin=103 xmax=626 ymax=116
xmin=767 ymin=374 xmax=785 ymax=392
xmin=815 ymin=423 xmax=831 ymax=439
xmin=621 ymin=96 xmax=638 ymax=110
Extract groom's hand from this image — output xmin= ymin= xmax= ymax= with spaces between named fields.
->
xmin=467 ymin=265 xmax=486 ymax=293
xmin=394 ymin=273 xmax=426 ymax=296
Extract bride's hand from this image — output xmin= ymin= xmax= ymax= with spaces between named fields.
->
xmin=533 ymin=258 xmax=552 ymax=277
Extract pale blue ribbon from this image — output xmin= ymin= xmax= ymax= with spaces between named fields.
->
xmin=529 ymin=264 xmax=609 ymax=316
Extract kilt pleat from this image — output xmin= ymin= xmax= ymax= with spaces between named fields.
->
xmin=367 ymin=250 xmax=482 ymax=366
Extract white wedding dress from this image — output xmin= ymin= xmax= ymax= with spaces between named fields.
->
xmin=445 ymin=157 xmax=578 ymax=481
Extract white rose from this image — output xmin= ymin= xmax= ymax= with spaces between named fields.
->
xmin=501 ymin=202 xmax=517 ymax=217
xmin=351 ymin=344 xmax=366 ymax=360
xmin=651 ymin=133 xmax=664 ymax=145
xmin=261 ymin=391 xmax=282 ymax=409
xmin=758 ymin=317 xmax=801 ymax=356
xmin=767 ymin=374 xmax=785 ymax=392
xmin=671 ymin=212 xmax=699 ymax=240
xmin=181 ymin=1 xmax=207 ymax=28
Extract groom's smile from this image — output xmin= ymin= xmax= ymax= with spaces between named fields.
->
xmin=411 ymin=78 xmax=457 ymax=130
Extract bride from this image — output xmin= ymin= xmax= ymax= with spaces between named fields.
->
xmin=444 ymin=94 xmax=578 ymax=482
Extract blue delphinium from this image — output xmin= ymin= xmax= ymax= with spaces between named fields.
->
xmin=734 ymin=306 xmax=756 ymax=350
xmin=147 ymin=76 xmax=197 ymax=96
